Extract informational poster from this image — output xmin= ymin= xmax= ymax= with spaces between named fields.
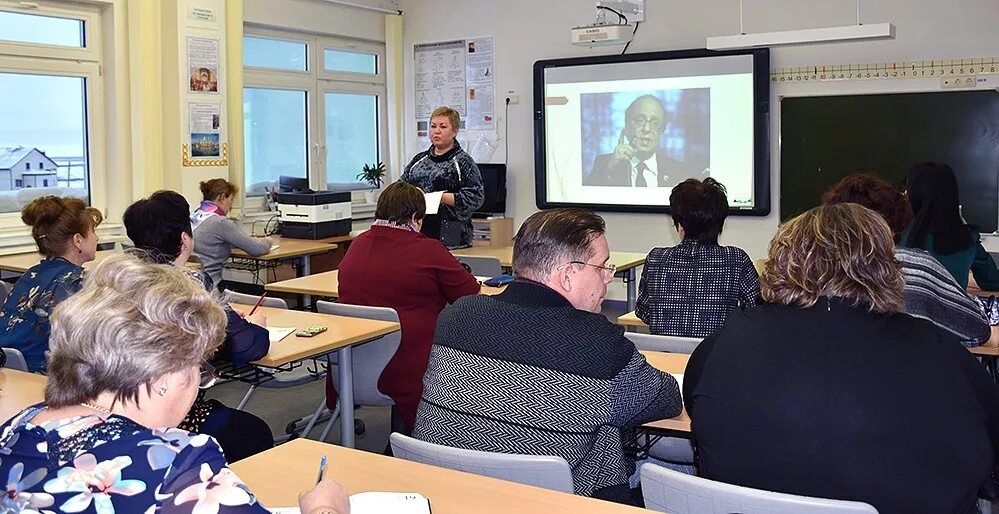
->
xmin=188 ymin=102 xmax=221 ymax=158
xmin=414 ymin=36 xmax=495 ymax=137
xmin=187 ymin=37 xmax=220 ymax=94
xmin=464 ymin=37 xmax=495 ymax=131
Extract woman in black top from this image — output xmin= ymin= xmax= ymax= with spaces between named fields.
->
xmin=685 ymin=203 xmax=999 ymax=514
xmin=401 ymin=106 xmax=484 ymax=248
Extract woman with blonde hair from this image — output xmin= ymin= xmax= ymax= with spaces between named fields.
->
xmin=0 ymin=195 xmax=102 ymax=371
xmin=192 ymin=178 xmax=274 ymax=288
xmin=401 ymin=107 xmax=484 ymax=248
xmin=684 ymin=203 xmax=999 ymax=513
xmin=0 ymin=254 xmax=350 ymax=514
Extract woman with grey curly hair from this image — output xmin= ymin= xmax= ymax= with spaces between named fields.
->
xmin=0 ymin=254 xmax=350 ymax=514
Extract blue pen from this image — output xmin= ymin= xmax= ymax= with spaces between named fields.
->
xmin=316 ymin=455 xmax=327 ymax=484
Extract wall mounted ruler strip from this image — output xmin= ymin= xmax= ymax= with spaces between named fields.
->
xmin=771 ymin=57 xmax=999 ymax=83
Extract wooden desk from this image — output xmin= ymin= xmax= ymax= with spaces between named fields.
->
xmin=618 ymin=310 xmax=646 ymax=329
xmin=0 ymin=369 xmax=46 ymax=422
xmin=231 ymin=238 xmax=335 ymax=263
xmin=233 ymin=439 xmax=648 ymax=514
xmin=265 ymin=269 xmax=505 ymax=298
xmin=233 ymin=305 xmax=399 ymax=448
xmin=0 ymin=250 xmax=119 ymax=274
xmin=640 ymin=350 xmax=691 ymax=434
xmin=452 ymin=246 xmax=648 ymax=310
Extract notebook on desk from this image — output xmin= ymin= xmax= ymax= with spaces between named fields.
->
xmin=267 ymin=327 xmax=296 ymax=343
xmin=270 ymin=492 xmax=431 ymax=513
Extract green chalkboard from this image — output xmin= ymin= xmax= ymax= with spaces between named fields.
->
xmin=780 ymin=91 xmax=999 ymax=233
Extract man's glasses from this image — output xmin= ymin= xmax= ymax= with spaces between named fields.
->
xmin=627 ymin=117 xmax=664 ymax=132
xmin=199 ymin=362 xmax=220 ymax=390
xmin=568 ymin=261 xmax=617 ymax=275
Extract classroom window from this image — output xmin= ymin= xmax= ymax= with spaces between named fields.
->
xmin=243 ymin=88 xmax=309 ymax=196
xmin=0 ymin=2 xmax=101 ymax=223
xmin=243 ymin=27 xmax=387 ymax=205
xmin=323 ymin=49 xmax=377 ymax=75
xmin=243 ymin=36 xmax=307 ymax=72
xmin=325 ymin=92 xmax=379 ymax=189
xmin=0 ymin=71 xmax=91 ymax=211
xmin=0 ymin=10 xmax=84 ymax=48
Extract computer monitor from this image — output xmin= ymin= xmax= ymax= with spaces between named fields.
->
xmin=279 ymin=175 xmax=312 ymax=193
xmin=474 ymin=163 xmax=507 ymax=217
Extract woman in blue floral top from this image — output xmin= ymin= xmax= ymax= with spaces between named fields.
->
xmin=0 ymin=254 xmax=350 ymax=514
xmin=0 ymin=196 xmax=103 ymax=372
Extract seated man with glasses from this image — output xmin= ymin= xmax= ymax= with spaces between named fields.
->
xmin=584 ymin=94 xmax=702 ymax=188
xmin=413 ymin=208 xmax=682 ymax=507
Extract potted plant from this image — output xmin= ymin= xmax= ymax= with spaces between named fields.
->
xmin=357 ymin=162 xmax=387 ymax=203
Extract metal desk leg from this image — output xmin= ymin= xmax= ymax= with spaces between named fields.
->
xmin=302 ymin=255 xmax=312 ymax=308
xmin=337 ymin=345 xmax=355 ymax=448
xmin=626 ymin=268 xmax=638 ymax=311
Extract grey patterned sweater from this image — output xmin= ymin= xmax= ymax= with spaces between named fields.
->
xmin=401 ymin=142 xmax=483 ymax=248
xmin=413 ymin=280 xmax=682 ymax=504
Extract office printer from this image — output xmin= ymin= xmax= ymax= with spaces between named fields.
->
xmin=277 ymin=191 xmax=352 ymax=239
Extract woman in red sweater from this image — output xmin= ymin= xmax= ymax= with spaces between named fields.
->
xmin=336 ymin=181 xmax=480 ymax=434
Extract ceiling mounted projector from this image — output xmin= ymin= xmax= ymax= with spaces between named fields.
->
xmin=571 ymin=24 xmax=634 ymax=46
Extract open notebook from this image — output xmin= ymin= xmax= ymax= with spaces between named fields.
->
xmin=270 ymin=492 xmax=431 ymax=513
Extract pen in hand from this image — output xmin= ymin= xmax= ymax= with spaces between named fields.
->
xmin=316 ymin=455 xmax=327 ymax=484
xmin=248 ymin=292 xmax=268 ymax=317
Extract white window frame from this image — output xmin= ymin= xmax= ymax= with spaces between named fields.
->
xmin=0 ymin=0 xmax=105 ymax=231
xmin=243 ymin=26 xmax=387 ymax=215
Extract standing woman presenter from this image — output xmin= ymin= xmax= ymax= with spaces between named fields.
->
xmin=401 ymin=107 xmax=484 ymax=249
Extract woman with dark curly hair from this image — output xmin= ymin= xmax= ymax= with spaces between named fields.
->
xmin=822 ymin=173 xmax=990 ymax=346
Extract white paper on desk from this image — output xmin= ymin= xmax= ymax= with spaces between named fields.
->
xmin=269 ymin=492 xmax=431 ymax=514
xmin=267 ymin=327 xmax=296 ymax=343
xmin=424 ymin=191 xmax=444 ymax=215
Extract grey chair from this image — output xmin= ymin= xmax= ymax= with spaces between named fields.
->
xmin=625 ymin=332 xmax=702 ymax=354
xmin=312 ymin=301 xmax=401 ymax=442
xmin=2 ymin=347 xmax=28 ymax=372
xmin=625 ymin=332 xmax=701 ymax=463
xmin=456 ymin=255 xmax=503 ymax=277
xmin=0 ymin=281 xmax=11 ymax=302
xmin=640 ymin=463 xmax=878 ymax=514
xmin=225 ymin=291 xmax=319 ymax=412
xmin=389 ymin=432 xmax=575 ymax=494
xmin=225 ymin=290 xmax=290 ymax=310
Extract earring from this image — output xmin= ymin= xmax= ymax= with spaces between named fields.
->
xmin=157 ymin=386 xmax=167 ymax=396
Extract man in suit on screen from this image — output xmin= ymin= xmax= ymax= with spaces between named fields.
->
xmin=584 ymin=94 xmax=702 ymax=188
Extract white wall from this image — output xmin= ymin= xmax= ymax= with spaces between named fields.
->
xmin=398 ymin=0 xmax=999 ymax=260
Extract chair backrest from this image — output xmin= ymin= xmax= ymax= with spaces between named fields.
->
xmin=640 ymin=463 xmax=879 ymax=514
xmin=625 ymin=332 xmax=702 ymax=354
xmin=0 ymin=281 xmax=11 ymax=302
xmin=389 ymin=432 xmax=575 ymax=494
xmin=226 ymin=290 xmax=289 ymax=309
xmin=316 ymin=301 xmax=401 ymax=406
xmin=456 ymin=255 xmax=503 ymax=277
xmin=2 ymin=347 xmax=28 ymax=372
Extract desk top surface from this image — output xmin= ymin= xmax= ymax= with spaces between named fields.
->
xmin=0 ymin=369 xmax=46 ymax=422
xmin=618 ymin=310 xmax=645 ymax=327
xmin=0 ymin=250 xmax=117 ymax=274
xmin=233 ymin=305 xmax=399 ymax=367
xmin=230 ymin=239 xmax=336 ymax=261
xmin=265 ymin=269 xmax=505 ymax=297
xmin=640 ymin=350 xmax=690 ymax=433
xmin=232 ymin=438 xmax=648 ymax=514
xmin=452 ymin=246 xmax=647 ymax=271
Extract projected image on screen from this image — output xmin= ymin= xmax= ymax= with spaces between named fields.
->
xmin=580 ymin=90 xmax=709 ymax=188
xmin=534 ymin=49 xmax=770 ymax=215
